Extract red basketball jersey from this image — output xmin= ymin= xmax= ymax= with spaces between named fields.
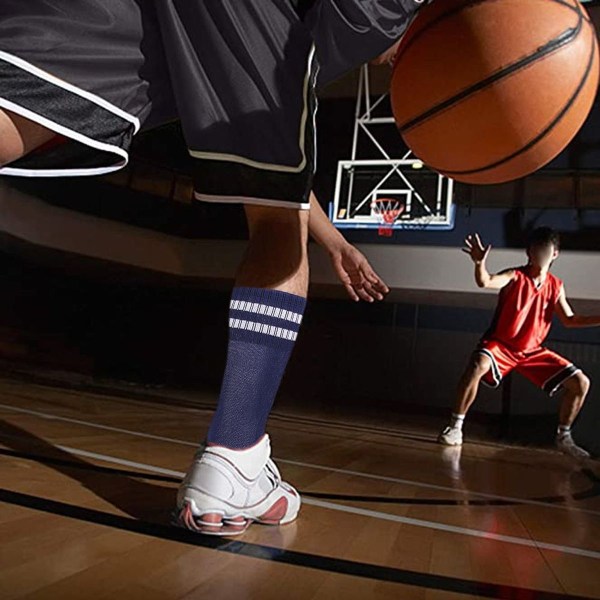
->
xmin=483 ymin=266 xmax=563 ymax=352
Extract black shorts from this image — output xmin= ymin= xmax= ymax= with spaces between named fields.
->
xmin=0 ymin=0 xmax=422 ymax=209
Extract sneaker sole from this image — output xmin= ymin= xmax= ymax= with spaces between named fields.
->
xmin=173 ymin=501 xmax=300 ymax=537
xmin=173 ymin=492 xmax=300 ymax=537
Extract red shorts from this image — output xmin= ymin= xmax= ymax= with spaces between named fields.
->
xmin=476 ymin=340 xmax=580 ymax=397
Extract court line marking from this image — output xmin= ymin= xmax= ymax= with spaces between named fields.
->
xmin=1 ymin=401 xmax=600 ymax=517
xmin=0 ymin=380 xmax=585 ymax=462
xmin=1 ymin=489 xmax=592 ymax=600
xmin=4 ymin=441 xmax=599 ymax=561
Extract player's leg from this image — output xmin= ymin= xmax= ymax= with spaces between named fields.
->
xmin=556 ymin=372 xmax=591 ymax=459
xmin=455 ymin=353 xmax=495 ymax=415
xmin=0 ymin=108 xmax=55 ymax=167
xmin=206 ymin=204 xmax=309 ymax=448
xmin=559 ymin=371 xmax=591 ymax=427
xmin=438 ymin=352 xmax=493 ymax=446
xmin=170 ymin=0 xmax=424 ymax=536
xmin=235 ymin=205 xmax=309 ymax=292
xmin=516 ymin=348 xmax=590 ymax=459
xmin=176 ymin=206 xmax=309 ymax=535
xmin=165 ymin=1 xmax=316 ymax=535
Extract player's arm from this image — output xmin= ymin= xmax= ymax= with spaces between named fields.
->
xmin=308 ymin=190 xmax=347 ymax=250
xmin=480 ymin=267 xmax=516 ymax=290
xmin=308 ymin=191 xmax=389 ymax=302
xmin=370 ymin=38 xmax=402 ymax=67
xmin=554 ymin=286 xmax=600 ymax=328
xmin=462 ymin=233 xmax=516 ymax=289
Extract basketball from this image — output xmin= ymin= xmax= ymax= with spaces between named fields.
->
xmin=391 ymin=0 xmax=600 ymax=184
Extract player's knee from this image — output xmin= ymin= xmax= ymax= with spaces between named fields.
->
xmin=0 ymin=136 xmax=23 ymax=167
xmin=564 ymin=372 xmax=590 ymax=397
xmin=0 ymin=108 xmax=54 ymax=167
xmin=575 ymin=372 xmax=591 ymax=396
xmin=470 ymin=355 xmax=490 ymax=378
xmin=0 ymin=109 xmax=23 ymax=166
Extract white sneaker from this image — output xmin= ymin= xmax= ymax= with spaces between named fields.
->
xmin=175 ymin=434 xmax=301 ymax=536
xmin=438 ymin=425 xmax=463 ymax=446
xmin=556 ymin=434 xmax=590 ymax=460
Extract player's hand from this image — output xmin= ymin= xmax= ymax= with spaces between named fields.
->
xmin=329 ymin=243 xmax=390 ymax=303
xmin=370 ymin=39 xmax=402 ymax=67
xmin=462 ymin=233 xmax=491 ymax=263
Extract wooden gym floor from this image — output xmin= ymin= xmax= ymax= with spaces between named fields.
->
xmin=1 ymin=375 xmax=600 ymax=600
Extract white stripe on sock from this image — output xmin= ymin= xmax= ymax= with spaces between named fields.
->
xmin=229 ymin=318 xmax=297 ymax=341
xmin=229 ymin=299 xmax=303 ymax=324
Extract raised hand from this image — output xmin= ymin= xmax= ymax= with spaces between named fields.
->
xmin=462 ymin=233 xmax=491 ymax=263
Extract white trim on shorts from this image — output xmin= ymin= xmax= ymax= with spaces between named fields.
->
xmin=0 ymin=97 xmax=129 ymax=177
xmin=0 ymin=50 xmax=141 ymax=133
xmin=543 ymin=364 xmax=582 ymax=397
xmin=477 ymin=349 xmax=503 ymax=388
xmin=194 ymin=192 xmax=311 ymax=211
xmin=187 ymin=45 xmax=318 ymax=174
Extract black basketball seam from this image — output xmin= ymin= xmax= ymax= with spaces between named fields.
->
xmin=438 ymin=23 xmax=598 ymax=177
xmin=397 ymin=8 xmax=584 ymax=133
xmin=394 ymin=0 xmax=588 ymax=65
xmin=552 ymin=0 xmax=592 ymax=24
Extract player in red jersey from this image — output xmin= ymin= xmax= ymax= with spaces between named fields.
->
xmin=439 ymin=227 xmax=600 ymax=459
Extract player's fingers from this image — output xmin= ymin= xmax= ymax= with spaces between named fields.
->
xmin=365 ymin=269 xmax=380 ymax=285
xmin=357 ymin=288 xmax=374 ymax=303
xmin=363 ymin=280 xmax=385 ymax=301
xmin=364 ymin=266 xmax=389 ymax=293
xmin=372 ymin=279 xmax=390 ymax=297
xmin=372 ymin=279 xmax=390 ymax=295
xmin=354 ymin=282 xmax=375 ymax=303
xmin=461 ymin=248 xmax=471 ymax=254
xmin=344 ymin=282 xmax=360 ymax=302
xmin=348 ymin=274 xmax=364 ymax=288
xmin=335 ymin=262 xmax=357 ymax=285
xmin=347 ymin=268 xmax=367 ymax=287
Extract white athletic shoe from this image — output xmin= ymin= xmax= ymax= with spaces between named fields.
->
xmin=556 ymin=434 xmax=590 ymax=460
xmin=175 ymin=434 xmax=301 ymax=536
xmin=438 ymin=425 xmax=463 ymax=446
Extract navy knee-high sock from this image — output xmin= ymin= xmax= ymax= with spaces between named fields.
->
xmin=206 ymin=286 xmax=307 ymax=449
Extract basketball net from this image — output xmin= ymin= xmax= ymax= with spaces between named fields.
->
xmin=371 ymin=198 xmax=405 ymax=237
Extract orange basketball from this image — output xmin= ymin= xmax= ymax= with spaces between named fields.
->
xmin=391 ymin=0 xmax=599 ymax=184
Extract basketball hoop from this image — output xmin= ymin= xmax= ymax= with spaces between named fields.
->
xmin=371 ymin=198 xmax=405 ymax=237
